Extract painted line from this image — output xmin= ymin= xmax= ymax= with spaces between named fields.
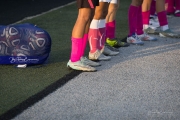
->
xmin=13 ymin=1 xmax=76 ymax=24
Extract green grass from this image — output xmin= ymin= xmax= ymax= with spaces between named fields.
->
xmin=0 ymin=1 xmax=131 ymax=115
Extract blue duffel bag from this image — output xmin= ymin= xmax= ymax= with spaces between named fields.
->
xmin=0 ymin=23 xmax=51 ymax=67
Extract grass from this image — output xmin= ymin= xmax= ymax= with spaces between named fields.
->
xmin=0 ymin=1 xmax=131 ymax=115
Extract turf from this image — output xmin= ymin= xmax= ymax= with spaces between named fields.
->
xmin=0 ymin=0 xmax=75 ymax=25
xmin=0 ymin=1 xmax=131 ymax=116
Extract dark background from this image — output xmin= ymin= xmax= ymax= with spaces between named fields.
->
xmin=0 ymin=0 xmax=75 ymax=25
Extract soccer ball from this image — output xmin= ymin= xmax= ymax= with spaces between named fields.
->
xmin=0 ymin=43 xmax=11 ymax=55
xmin=26 ymin=28 xmax=50 ymax=51
xmin=1 ymin=26 xmax=21 ymax=47
xmin=12 ymin=44 xmax=31 ymax=56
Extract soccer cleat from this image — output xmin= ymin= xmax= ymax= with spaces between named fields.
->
xmin=106 ymin=38 xmax=130 ymax=47
xmin=174 ymin=10 xmax=180 ymax=17
xmin=144 ymin=27 xmax=160 ymax=35
xmin=89 ymin=50 xmax=111 ymax=61
xmin=67 ymin=60 xmax=96 ymax=72
xmin=81 ymin=56 xmax=101 ymax=67
xmin=159 ymin=29 xmax=180 ymax=38
xmin=149 ymin=18 xmax=160 ymax=28
xmin=127 ymin=34 xmax=144 ymax=45
xmin=105 ymin=44 xmax=119 ymax=52
xmin=150 ymin=14 xmax=159 ymax=22
xmin=101 ymin=46 xmax=119 ymax=56
xmin=138 ymin=33 xmax=157 ymax=41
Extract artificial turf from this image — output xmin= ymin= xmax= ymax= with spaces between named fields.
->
xmin=0 ymin=0 xmax=131 ymax=116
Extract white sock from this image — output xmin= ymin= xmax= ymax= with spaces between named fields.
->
xmin=143 ymin=24 xmax=149 ymax=30
xmin=161 ymin=25 xmax=169 ymax=31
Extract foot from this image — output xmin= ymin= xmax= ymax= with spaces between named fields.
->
xmin=101 ymin=46 xmax=119 ymax=56
xmin=159 ymin=29 xmax=180 ymax=38
xmin=105 ymin=44 xmax=119 ymax=52
xmin=89 ymin=50 xmax=111 ymax=61
xmin=144 ymin=27 xmax=160 ymax=35
xmin=81 ymin=56 xmax=101 ymax=67
xmin=106 ymin=38 xmax=130 ymax=47
xmin=127 ymin=34 xmax=144 ymax=45
xmin=67 ymin=60 xmax=96 ymax=72
xmin=138 ymin=33 xmax=157 ymax=41
xmin=149 ymin=18 xmax=160 ymax=28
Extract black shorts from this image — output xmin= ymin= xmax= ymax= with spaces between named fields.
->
xmin=76 ymin=0 xmax=99 ymax=9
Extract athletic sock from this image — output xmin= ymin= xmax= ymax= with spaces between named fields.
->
xmin=150 ymin=0 xmax=156 ymax=16
xmin=89 ymin=19 xmax=99 ymax=53
xmin=106 ymin=20 xmax=116 ymax=39
xmin=136 ymin=5 xmax=144 ymax=35
xmin=157 ymin=11 xmax=169 ymax=31
xmin=166 ymin=0 xmax=175 ymax=13
xmin=81 ymin=34 xmax=88 ymax=57
xmin=70 ymin=37 xmax=83 ymax=62
xmin=98 ymin=19 xmax=106 ymax=49
xmin=175 ymin=0 xmax=180 ymax=10
xmin=142 ymin=10 xmax=150 ymax=30
xmin=128 ymin=5 xmax=138 ymax=36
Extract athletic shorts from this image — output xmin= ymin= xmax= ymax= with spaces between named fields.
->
xmin=99 ymin=0 xmax=112 ymax=2
xmin=76 ymin=0 xmax=99 ymax=8
xmin=110 ymin=0 xmax=117 ymax=4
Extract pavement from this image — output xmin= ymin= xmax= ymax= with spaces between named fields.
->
xmin=10 ymin=15 xmax=180 ymax=120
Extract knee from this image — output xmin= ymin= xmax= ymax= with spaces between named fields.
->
xmin=83 ymin=15 xmax=91 ymax=23
xmin=109 ymin=4 xmax=119 ymax=13
xmin=78 ymin=14 xmax=92 ymax=22
xmin=94 ymin=9 xmax=108 ymax=19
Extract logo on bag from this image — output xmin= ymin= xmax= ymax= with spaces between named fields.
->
xmin=9 ymin=56 xmax=39 ymax=63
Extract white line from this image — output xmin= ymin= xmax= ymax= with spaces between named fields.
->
xmin=13 ymin=1 xmax=76 ymax=24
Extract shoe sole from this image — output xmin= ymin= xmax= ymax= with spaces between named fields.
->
xmin=107 ymin=41 xmax=130 ymax=47
xmin=103 ymin=52 xmax=119 ymax=56
xmin=89 ymin=58 xmax=111 ymax=61
xmin=142 ymin=38 xmax=158 ymax=41
xmin=142 ymin=40 xmax=157 ymax=41
xmin=128 ymin=42 xmax=144 ymax=46
xmin=85 ymin=63 xmax=101 ymax=67
xmin=67 ymin=65 xmax=97 ymax=72
xmin=159 ymin=33 xmax=180 ymax=38
xmin=145 ymin=31 xmax=159 ymax=35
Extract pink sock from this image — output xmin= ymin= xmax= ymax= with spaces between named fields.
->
xmin=128 ymin=5 xmax=138 ymax=36
xmin=142 ymin=10 xmax=150 ymax=25
xmin=136 ymin=6 xmax=144 ymax=35
xmin=157 ymin=11 xmax=168 ymax=26
xmin=142 ymin=10 xmax=150 ymax=30
xmin=70 ymin=37 xmax=83 ymax=62
xmin=166 ymin=0 xmax=175 ymax=13
xmin=98 ymin=19 xmax=106 ymax=49
xmin=106 ymin=20 xmax=116 ymax=39
xmin=81 ymin=34 xmax=88 ymax=57
xmin=99 ymin=27 xmax=106 ymax=49
xmin=175 ymin=0 xmax=180 ymax=10
xmin=150 ymin=0 xmax=156 ymax=15
xmin=89 ymin=19 xmax=99 ymax=53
